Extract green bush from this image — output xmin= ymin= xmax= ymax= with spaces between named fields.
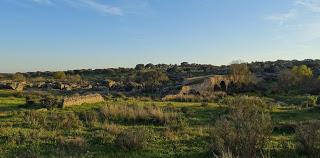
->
xmin=208 ymin=104 xmax=272 ymax=158
xmin=296 ymin=120 xmax=320 ymax=156
xmin=306 ymin=96 xmax=318 ymax=107
xmin=115 ymin=128 xmax=151 ymax=150
xmin=25 ymin=93 xmax=62 ymax=109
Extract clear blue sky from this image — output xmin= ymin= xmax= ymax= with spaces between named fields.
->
xmin=1 ymin=0 xmax=320 ymax=72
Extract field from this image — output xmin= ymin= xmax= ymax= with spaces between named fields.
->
xmin=0 ymin=90 xmax=319 ymax=158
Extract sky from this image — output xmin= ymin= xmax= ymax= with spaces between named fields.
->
xmin=0 ymin=0 xmax=320 ymax=73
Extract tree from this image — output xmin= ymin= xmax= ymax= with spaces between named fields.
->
xmin=138 ymin=70 xmax=169 ymax=92
xmin=0 ymin=74 xmax=4 ymax=81
xmin=291 ymin=65 xmax=313 ymax=84
xmin=12 ymin=73 xmax=26 ymax=82
xmin=278 ymin=65 xmax=314 ymax=91
xmin=229 ymin=61 xmax=256 ymax=85
xmin=278 ymin=69 xmax=295 ymax=89
xmin=181 ymin=62 xmax=189 ymax=67
xmin=145 ymin=63 xmax=155 ymax=69
xmin=53 ymin=71 xmax=66 ymax=80
xmin=135 ymin=64 xmax=145 ymax=70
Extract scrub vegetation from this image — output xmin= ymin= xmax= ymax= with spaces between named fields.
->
xmin=1 ymin=60 xmax=320 ymax=157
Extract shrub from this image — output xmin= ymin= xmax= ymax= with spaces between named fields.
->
xmin=201 ymin=102 xmax=209 ymax=107
xmin=60 ymin=113 xmax=83 ymax=129
xmin=12 ymin=149 xmax=39 ymax=158
xmin=208 ymin=104 xmax=272 ymax=158
xmin=12 ymin=73 xmax=26 ymax=82
xmin=92 ymin=130 xmax=116 ymax=144
xmin=47 ymin=112 xmax=83 ymax=130
xmin=180 ymin=106 xmax=191 ymax=113
xmin=115 ymin=128 xmax=150 ymax=150
xmin=306 ymin=96 xmax=318 ymax=107
xmin=25 ymin=93 xmax=61 ymax=109
xmin=53 ymin=71 xmax=66 ymax=80
xmin=23 ymin=110 xmax=46 ymax=128
xmin=167 ymin=115 xmax=188 ymax=131
xmin=78 ymin=111 xmax=99 ymax=125
xmin=103 ymin=122 xmax=122 ymax=135
xmin=56 ymin=136 xmax=87 ymax=154
xmin=25 ymin=94 xmax=43 ymax=107
xmin=162 ymin=128 xmax=176 ymax=140
xmin=296 ymin=120 xmax=320 ymax=156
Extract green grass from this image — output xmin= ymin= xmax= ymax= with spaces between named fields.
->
xmin=0 ymin=90 xmax=319 ymax=157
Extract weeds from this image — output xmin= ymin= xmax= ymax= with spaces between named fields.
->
xmin=115 ymin=128 xmax=151 ymax=150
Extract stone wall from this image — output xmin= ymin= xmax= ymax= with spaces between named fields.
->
xmin=62 ymin=94 xmax=104 ymax=107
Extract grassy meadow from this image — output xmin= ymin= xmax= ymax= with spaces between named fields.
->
xmin=0 ymin=90 xmax=319 ymax=158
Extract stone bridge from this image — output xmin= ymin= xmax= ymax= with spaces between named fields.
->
xmin=180 ymin=75 xmax=234 ymax=95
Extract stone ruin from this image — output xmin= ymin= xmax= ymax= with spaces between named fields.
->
xmin=180 ymin=75 xmax=235 ymax=95
xmin=62 ymin=93 xmax=104 ymax=107
xmin=0 ymin=81 xmax=25 ymax=92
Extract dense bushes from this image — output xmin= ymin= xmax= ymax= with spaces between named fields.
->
xmin=208 ymin=104 xmax=272 ymax=158
xmin=296 ymin=120 xmax=320 ymax=156
xmin=25 ymin=93 xmax=62 ymax=109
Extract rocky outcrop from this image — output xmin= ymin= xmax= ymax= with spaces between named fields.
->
xmin=0 ymin=81 xmax=25 ymax=92
xmin=62 ymin=94 xmax=104 ymax=107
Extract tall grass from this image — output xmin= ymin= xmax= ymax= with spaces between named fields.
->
xmin=100 ymin=103 xmax=177 ymax=125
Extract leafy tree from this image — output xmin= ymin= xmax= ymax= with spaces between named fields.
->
xmin=291 ymin=65 xmax=313 ymax=84
xmin=229 ymin=61 xmax=256 ymax=85
xmin=181 ymin=62 xmax=189 ymax=66
xmin=12 ymin=73 xmax=26 ymax=82
xmin=145 ymin=63 xmax=155 ymax=69
xmin=278 ymin=65 xmax=314 ymax=91
xmin=53 ymin=71 xmax=66 ymax=80
xmin=135 ymin=64 xmax=145 ymax=70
